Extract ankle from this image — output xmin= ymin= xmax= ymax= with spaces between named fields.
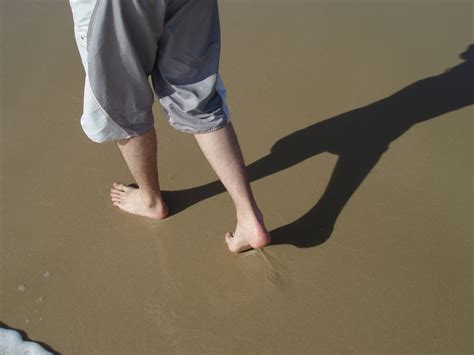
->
xmin=139 ymin=189 xmax=164 ymax=207
xmin=236 ymin=204 xmax=263 ymax=224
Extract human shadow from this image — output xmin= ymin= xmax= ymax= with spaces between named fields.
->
xmin=159 ymin=45 xmax=473 ymax=248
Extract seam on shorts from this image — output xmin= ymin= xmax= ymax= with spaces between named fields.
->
xmin=86 ymin=0 xmax=99 ymax=54
xmin=86 ymin=77 xmax=130 ymax=138
xmin=215 ymin=77 xmax=231 ymax=120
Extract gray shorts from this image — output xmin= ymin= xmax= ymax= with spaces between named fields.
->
xmin=69 ymin=0 xmax=231 ymax=143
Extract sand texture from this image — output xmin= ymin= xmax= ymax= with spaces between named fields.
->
xmin=1 ymin=0 xmax=473 ymax=354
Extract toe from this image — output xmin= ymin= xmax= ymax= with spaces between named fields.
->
xmin=112 ymin=182 xmax=126 ymax=191
xmin=111 ymin=196 xmax=121 ymax=202
xmin=225 ymin=232 xmax=254 ymax=253
xmin=225 ymin=232 xmax=241 ymax=253
xmin=111 ymin=188 xmax=124 ymax=195
xmin=225 ymin=232 xmax=233 ymax=244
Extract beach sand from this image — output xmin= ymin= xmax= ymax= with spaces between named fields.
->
xmin=1 ymin=0 xmax=472 ymax=353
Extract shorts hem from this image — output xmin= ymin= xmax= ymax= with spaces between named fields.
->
xmin=85 ymin=120 xmax=155 ymax=144
xmin=109 ymin=125 xmax=156 ymax=143
xmin=169 ymin=119 xmax=231 ymax=134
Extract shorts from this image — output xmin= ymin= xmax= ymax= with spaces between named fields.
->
xmin=69 ymin=0 xmax=231 ymax=143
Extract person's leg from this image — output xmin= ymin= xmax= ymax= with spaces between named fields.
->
xmin=69 ymin=0 xmax=169 ymax=218
xmin=110 ymin=127 xmax=169 ymax=219
xmin=150 ymin=1 xmax=270 ymax=251
xmin=194 ymin=122 xmax=271 ymax=252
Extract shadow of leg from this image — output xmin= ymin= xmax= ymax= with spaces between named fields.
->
xmin=270 ymin=150 xmax=385 ymax=248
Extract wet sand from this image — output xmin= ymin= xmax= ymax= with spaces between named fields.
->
xmin=1 ymin=0 xmax=472 ymax=353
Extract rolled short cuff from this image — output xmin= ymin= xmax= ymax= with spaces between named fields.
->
xmin=80 ymin=96 xmax=155 ymax=144
xmin=159 ymin=73 xmax=232 ymax=134
xmin=167 ymin=112 xmax=231 ymax=134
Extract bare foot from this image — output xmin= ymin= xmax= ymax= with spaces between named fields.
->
xmin=225 ymin=210 xmax=271 ymax=253
xmin=110 ymin=182 xmax=169 ymax=220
